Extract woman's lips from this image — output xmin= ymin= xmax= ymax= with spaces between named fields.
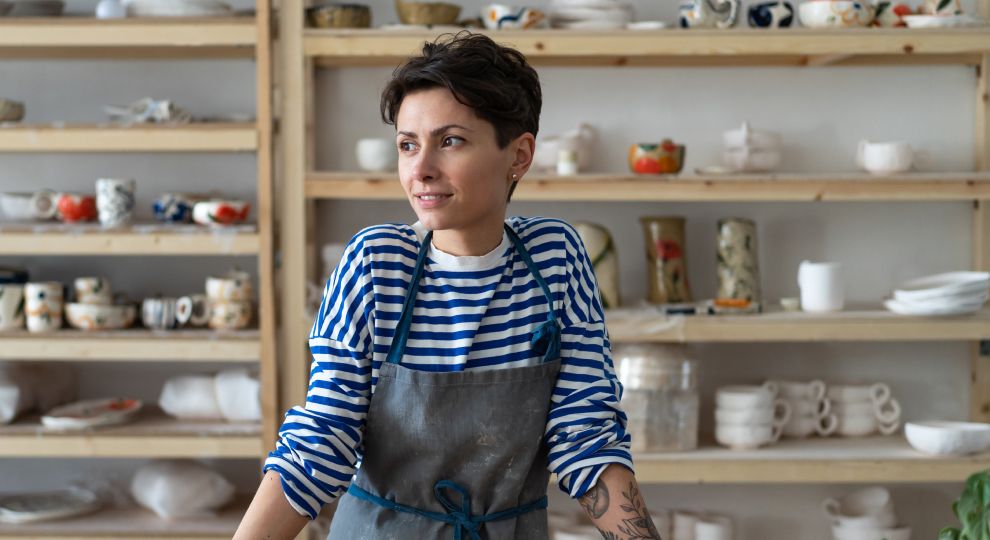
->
xmin=414 ymin=192 xmax=452 ymax=209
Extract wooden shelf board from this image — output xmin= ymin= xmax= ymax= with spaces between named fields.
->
xmin=305 ymin=28 xmax=990 ymax=67
xmin=0 ymin=329 xmax=260 ymax=360
xmin=0 ymin=123 xmax=257 ymax=152
xmin=0 ymin=407 xmax=261 ymax=458
xmin=0 ymin=495 xmax=250 ymax=539
xmin=634 ymin=436 xmax=990 ymax=483
xmin=0 ymin=17 xmax=257 ymax=59
xmin=0 ymin=223 xmax=259 ymax=255
xmin=607 ymin=306 xmax=990 ymax=342
xmin=306 ymin=171 xmax=990 ymax=202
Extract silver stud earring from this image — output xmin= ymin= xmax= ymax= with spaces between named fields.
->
xmin=511 ymin=173 xmax=518 ymax=180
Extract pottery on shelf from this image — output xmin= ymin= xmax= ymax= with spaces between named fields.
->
xmin=716 ymin=217 xmax=762 ymax=305
xmin=208 ymin=300 xmax=253 ymax=330
xmin=0 ymin=191 xmax=57 ymax=222
xmin=679 ymin=0 xmax=740 ymax=28
xmin=628 ymin=140 xmax=685 ymax=174
xmin=394 ymin=0 xmax=461 ymax=24
xmin=206 ymin=270 xmax=253 ymax=302
xmin=192 ymin=200 xmax=250 ymax=227
xmin=483 ymin=4 xmax=548 ymax=28
xmin=55 ymin=193 xmax=97 ymax=224
xmin=25 ymin=282 xmax=63 ymax=333
xmin=96 ymin=178 xmax=136 ymax=229
xmin=747 ymin=0 xmax=794 ymax=27
xmin=0 ymin=284 xmax=25 ymax=331
xmin=0 ymin=99 xmax=24 ymax=122
xmin=798 ymin=0 xmax=874 ymax=27
xmin=574 ymin=222 xmax=621 ymax=308
xmin=355 ymin=138 xmax=397 ymax=172
xmin=871 ymin=1 xmax=912 ymax=26
xmin=73 ymin=277 xmax=112 ymax=305
xmin=176 ymin=294 xmax=210 ymax=327
xmin=65 ymin=302 xmax=136 ymax=331
xmin=306 ymin=2 xmax=372 ymax=27
xmin=142 ymin=297 xmax=179 ymax=330
xmin=534 ymin=124 xmax=594 ymax=173
xmin=640 ymin=216 xmax=692 ymax=304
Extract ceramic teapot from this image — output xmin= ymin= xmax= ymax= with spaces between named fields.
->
xmin=679 ymin=0 xmax=740 ymax=28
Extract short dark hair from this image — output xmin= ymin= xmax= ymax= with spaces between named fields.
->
xmin=380 ymin=31 xmax=542 ymax=149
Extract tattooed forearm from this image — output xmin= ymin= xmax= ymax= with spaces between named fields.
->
xmin=580 ymin=481 xmax=609 ymax=519
xmin=615 ymin=481 xmax=662 ymax=539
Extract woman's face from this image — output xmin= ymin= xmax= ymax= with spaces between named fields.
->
xmin=396 ymin=87 xmax=529 ymax=238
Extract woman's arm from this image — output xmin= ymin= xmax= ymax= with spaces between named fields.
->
xmin=233 ymin=471 xmax=309 ymax=540
xmin=579 ymin=464 xmax=662 ymax=540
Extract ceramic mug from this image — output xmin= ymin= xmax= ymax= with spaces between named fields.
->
xmin=785 ymin=397 xmax=831 ymax=418
xmin=716 ymin=422 xmax=782 ymax=449
xmin=823 ymin=487 xmax=897 ymax=530
xmin=784 ymin=414 xmax=824 ymax=438
xmin=73 ymin=277 xmax=112 ymax=305
xmin=833 ymin=398 xmax=901 ymax=424
xmin=836 ymin=411 xmax=900 ymax=437
xmin=206 ymin=271 xmax=253 ymax=301
xmin=142 ymin=297 xmax=179 ymax=330
xmin=747 ymin=0 xmax=794 ymax=27
xmin=55 ymin=193 xmax=98 ymax=223
xmin=25 ymin=281 xmax=63 ymax=332
xmin=679 ymin=0 xmax=740 ymax=28
xmin=355 ymin=138 xmax=397 ymax=172
xmin=694 ymin=514 xmax=733 ymax=540
xmin=0 ymin=284 xmax=25 ymax=330
xmin=96 ymin=178 xmax=136 ymax=228
xmin=153 ymin=193 xmax=202 ymax=223
xmin=176 ymin=294 xmax=210 ymax=327
xmin=773 ymin=379 xmax=826 ymax=401
xmin=483 ymin=4 xmax=547 ymax=29
xmin=857 ymin=140 xmax=930 ymax=174
xmin=715 ymin=382 xmax=778 ymax=409
xmin=798 ymin=260 xmax=844 ymax=312
xmin=921 ymin=0 xmax=961 ymax=15
xmin=827 ymin=383 xmax=892 ymax=405
xmin=0 ymin=191 xmax=57 ymax=221
xmin=208 ymin=300 xmax=253 ymax=330
xmin=716 ymin=399 xmax=790 ymax=425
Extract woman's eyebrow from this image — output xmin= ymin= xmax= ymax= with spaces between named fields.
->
xmin=397 ymin=124 xmax=473 ymax=138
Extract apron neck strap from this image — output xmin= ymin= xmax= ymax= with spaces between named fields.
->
xmin=385 ymin=223 xmax=559 ymax=366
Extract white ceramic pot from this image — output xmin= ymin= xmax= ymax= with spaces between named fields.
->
xmin=96 ymin=178 xmax=136 ymax=228
xmin=0 ymin=191 xmax=57 ymax=221
xmin=799 ymin=0 xmax=874 ymax=27
xmin=905 ymin=421 xmax=990 ymax=456
xmin=715 ymin=422 xmax=781 ymax=449
xmin=65 ymin=302 xmax=136 ymax=331
xmin=723 ymin=146 xmax=782 ymax=172
xmin=827 ymin=383 xmax=891 ymax=405
xmin=0 ymin=284 xmax=25 ymax=330
xmin=673 ymin=510 xmax=699 ymax=540
xmin=831 ymin=525 xmax=911 ymax=540
xmin=823 ymin=487 xmax=896 ymax=530
xmin=24 ymin=282 xmax=63 ymax=332
xmin=723 ymin=121 xmax=781 ymax=150
xmin=772 ymin=379 xmax=826 ymax=401
xmin=785 ymin=396 xmax=831 ymax=418
xmin=856 ymin=140 xmax=928 ymax=174
xmin=798 ymin=260 xmax=844 ymax=312
xmin=206 ymin=271 xmax=253 ymax=302
xmin=534 ymin=124 xmax=595 ymax=173
xmin=73 ymin=277 xmax=112 ymax=305
xmin=355 ymin=138 xmax=398 ymax=172
xmin=715 ymin=382 xmax=777 ymax=409
xmin=208 ymin=300 xmax=253 ymax=330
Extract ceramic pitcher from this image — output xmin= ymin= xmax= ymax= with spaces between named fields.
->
xmin=679 ymin=0 xmax=740 ymax=28
xmin=574 ymin=222 xmax=621 ymax=309
xmin=716 ymin=217 xmax=762 ymax=305
xmin=641 ymin=216 xmax=692 ymax=304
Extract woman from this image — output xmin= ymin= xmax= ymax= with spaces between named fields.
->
xmin=236 ymin=32 xmax=661 ymax=540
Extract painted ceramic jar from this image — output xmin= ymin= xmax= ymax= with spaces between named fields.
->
xmin=640 ymin=217 xmax=692 ymax=304
xmin=176 ymin=294 xmax=210 ymax=327
xmin=871 ymin=1 xmax=912 ymax=26
xmin=25 ymin=281 xmax=64 ymax=332
xmin=747 ymin=0 xmax=793 ymax=27
xmin=208 ymin=300 xmax=253 ymax=330
xmin=574 ymin=222 xmax=621 ymax=309
xmin=679 ymin=0 xmax=740 ymax=28
xmin=628 ymin=140 xmax=686 ymax=175
xmin=206 ymin=271 xmax=254 ymax=302
xmin=73 ymin=277 xmax=112 ymax=305
xmin=56 ymin=193 xmax=98 ymax=223
xmin=716 ymin=217 xmax=762 ymax=305
xmin=96 ymin=178 xmax=136 ymax=228
xmin=192 ymin=200 xmax=251 ymax=227
xmin=153 ymin=193 xmax=202 ymax=223
xmin=142 ymin=297 xmax=179 ymax=330
xmin=0 ymin=284 xmax=25 ymax=330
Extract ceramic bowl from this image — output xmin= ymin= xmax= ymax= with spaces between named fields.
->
xmin=208 ymin=300 xmax=253 ymax=330
xmin=55 ymin=193 xmax=97 ymax=223
xmin=723 ymin=122 xmax=781 ymax=150
xmin=394 ymin=0 xmax=461 ymax=24
xmin=307 ymin=2 xmax=372 ymax=27
xmin=799 ymin=0 xmax=874 ymax=28
xmin=0 ymin=98 xmax=24 ymax=122
xmin=206 ymin=270 xmax=253 ymax=302
xmin=905 ymin=421 xmax=990 ymax=456
xmin=0 ymin=191 xmax=57 ymax=221
xmin=192 ymin=199 xmax=250 ymax=227
xmin=831 ymin=525 xmax=911 ymax=540
xmin=65 ymin=302 xmax=136 ymax=331
xmin=893 ymin=271 xmax=990 ymax=303
xmin=153 ymin=193 xmax=207 ymax=223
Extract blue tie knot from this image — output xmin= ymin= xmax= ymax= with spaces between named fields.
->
xmin=434 ymin=480 xmax=482 ymax=540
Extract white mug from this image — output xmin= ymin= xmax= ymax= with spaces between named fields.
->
xmin=25 ymin=281 xmax=63 ymax=332
xmin=96 ymin=178 xmax=136 ymax=228
xmin=827 ymin=383 xmax=891 ymax=405
xmin=773 ymin=379 xmax=826 ymax=401
xmin=785 ymin=397 xmax=831 ymax=418
xmin=716 ymin=422 xmax=782 ymax=449
xmin=837 ymin=411 xmax=900 ymax=437
xmin=857 ymin=140 xmax=924 ymax=173
xmin=355 ymin=137 xmax=398 ymax=172
xmin=715 ymin=382 xmax=778 ymax=409
xmin=0 ymin=284 xmax=25 ymax=330
xmin=673 ymin=510 xmax=699 ymax=540
xmin=716 ymin=398 xmax=790 ymax=426
xmin=823 ymin=487 xmax=897 ymax=530
xmin=798 ymin=260 xmax=844 ymax=312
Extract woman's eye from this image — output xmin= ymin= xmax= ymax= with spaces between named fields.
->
xmin=442 ymin=136 xmax=464 ymax=147
xmin=398 ymin=141 xmax=415 ymax=152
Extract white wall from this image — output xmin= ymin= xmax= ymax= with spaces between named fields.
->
xmin=1 ymin=0 xmax=983 ymax=536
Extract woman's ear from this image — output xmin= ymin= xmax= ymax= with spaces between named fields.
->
xmin=510 ymin=132 xmax=536 ymax=177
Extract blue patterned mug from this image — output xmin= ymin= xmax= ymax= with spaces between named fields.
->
xmin=747 ymin=1 xmax=794 ymax=27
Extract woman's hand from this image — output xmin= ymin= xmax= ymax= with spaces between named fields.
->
xmin=578 ymin=464 xmax=663 ymax=539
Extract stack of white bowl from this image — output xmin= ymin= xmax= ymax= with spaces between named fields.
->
xmin=771 ymin=379 xmax=837 ymax=439
xmin=884 ymin=271 xmax=989 ymax=316
xmin=714 ymin=383 xmax=790 ymax=450
xmin=674 ymin=511 xmax=734 ymax=540
xmin=548 ymin=0 xmax=632 ymax=29
xmin=828 ymin=383 xmax=901 ymax=437
xmin=722 ymin=121 xmax=782 ymax=173
xmin=823 ymin=487 xmax=911 ymax=540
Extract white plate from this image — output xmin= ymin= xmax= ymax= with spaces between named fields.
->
xmin=884 ymin=298 xmax=985 ymax=316
xmin=893 ymin=271 xmax=990 ymax=303
xmin=902 ymin=14 xmax=986 ymax=28
xmin=0 ymin=487 xmax=101 ymax=524
xmin=894 ymin=290 xmax=989 ymax=310
xmin=41 ymin=398 xmax=142 ymax=430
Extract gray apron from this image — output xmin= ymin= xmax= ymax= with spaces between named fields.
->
xmin=328 ymin=223 xmax=562 ymax=540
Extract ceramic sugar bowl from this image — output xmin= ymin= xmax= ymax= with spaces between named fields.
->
xmin=629 ymin=140 xmax=686 ymax=175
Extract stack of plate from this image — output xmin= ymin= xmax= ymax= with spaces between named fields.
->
xmin=884 ymin=271 xmax=990 ymax=316
xmin=548 ymin=0 xmax=632 ymax=29
xmin=124 ymin=0 xmax=231 ymax=16
xmin=8 ymin=0 xmax=64 ymax=16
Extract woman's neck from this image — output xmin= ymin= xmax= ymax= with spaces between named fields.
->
xmin=431 ymin=221 xmax=505 ymax=256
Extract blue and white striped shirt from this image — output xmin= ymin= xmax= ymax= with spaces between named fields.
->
xmin=264 ymin=216 xmax=632 ymax=519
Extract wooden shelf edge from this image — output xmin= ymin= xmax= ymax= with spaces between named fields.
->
xmin=0 ymin=331 xmax=261 ymax=361
xmin=0 ymin=435 xmax=262 ymax=458
xmin=0 ymin=231 xmax=261 ymax=256
xmin=634 ymin=459 xmax=990 ymax=483
xmin=0 ymin=123 xmax=258 ymax=153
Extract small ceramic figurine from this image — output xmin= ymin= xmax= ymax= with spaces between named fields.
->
xmin=628 ymin=140 xmax=686 ymax=175
xmin=679 ymin=0 xmax=740 ymax=28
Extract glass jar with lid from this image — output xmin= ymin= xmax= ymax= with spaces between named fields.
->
xmin=613 ymin=343 xmax=698 ymax=452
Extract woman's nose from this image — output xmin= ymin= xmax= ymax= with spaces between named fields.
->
xmin=407 ymin=145 xmax=440 ymax=182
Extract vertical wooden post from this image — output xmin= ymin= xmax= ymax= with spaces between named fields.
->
xmin=971 ymin=50 xmax=990 ymax=422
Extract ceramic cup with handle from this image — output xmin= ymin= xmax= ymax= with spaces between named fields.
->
xmin=96 ymin=178 xmax=136 ymax=228
xmin=836 ymin=410 xmax=900 ymax=437
xmin=827 ymin=383 xmax=892 ymax=406
xmin=785 ymin=396 xmax=831 ymax=418
xmin=176 ymin=294 xmax=210 ymax=327
xmin=857 ymin=140 xmax=931 ymax=174
xmin=716 ymin=398 xmax=790 ymax=426
xmin=142 ymin=297 xmax=179 ymax=330
xmin=822 ymin=486 xmax=897 ymax=530
xmin=772 ymin=379 xmax=826 ymax=401
xmin=73 ymin=277 xmax=112 ymax=305
xmin=355 ymin=138 xmax=397 ymax=172
xmin=716 ymin=422 xmax=784 ymax=449
xmin=0 ymin=284 xmax=25 ymax=330
xmin=798 ymin=261 xmax=844 ymax=312
xmin=24 ymin=281 xmax=63 ymax=332
xmin=715 ymin=382 xmax=778 ymax=409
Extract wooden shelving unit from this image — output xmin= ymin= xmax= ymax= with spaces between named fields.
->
xmin=0 ymin=329 xmax=260 ymax=361
xmin=0 ymin=123 xmax=257 ymax=153
xmin=279 ymin=16 xmax=990 ymax=498
xmin=0 ymin=408 xmax=261 ymax=458
xmin=0 ymin=223 xmax=259 ymax=255
xmin=306 ymin=171 xmax=990 ymax=202
xmin=0 ymin=496 xmax=250 ymax=540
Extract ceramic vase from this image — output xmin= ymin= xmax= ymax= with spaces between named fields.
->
xmin=716 ymin=217 xmax=762 ymax=304
xmin=641 ymin=216 xmax=692 ymax=304
xmin=96 ymin=178 xmax=136 ymax=228
xmin=574 ymin=222 xmax=621 ymax=309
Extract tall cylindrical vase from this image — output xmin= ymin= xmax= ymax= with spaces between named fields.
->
xmin=574 ymin=222 xmax=621 ymax=309
xmin=716 ymin=217 xmax=761 ymax=304
xmin=640 ymin=216 xmax=692 ymax=304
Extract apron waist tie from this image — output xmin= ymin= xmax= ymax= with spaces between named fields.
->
xmin=347 ymin=480 xmax=548 ymax=540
